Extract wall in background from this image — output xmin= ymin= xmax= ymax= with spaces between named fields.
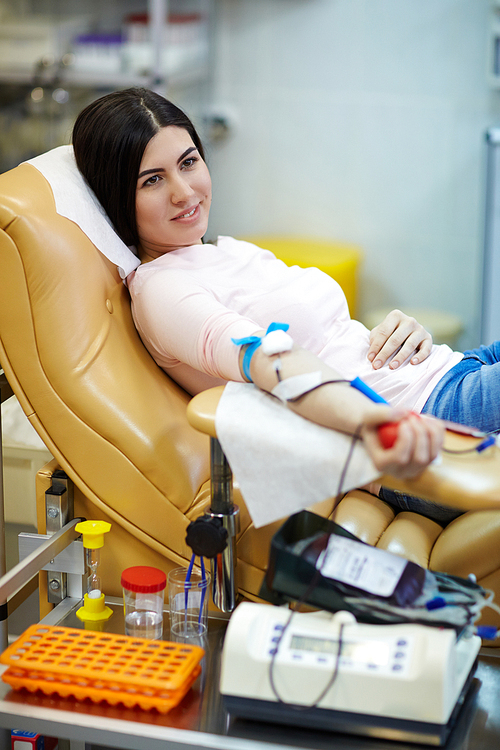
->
xmin=0 ymin=0 xmax=497 ymax=349
xmin=206 ymin=0 xmax=500 ymax=349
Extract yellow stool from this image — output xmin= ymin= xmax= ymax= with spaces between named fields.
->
xmin=241 ymin=236 xmax=362 ymax=317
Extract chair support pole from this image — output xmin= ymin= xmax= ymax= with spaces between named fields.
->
xmin=209 ymin=437 xmax=240 ymax=612
xmin=210 ymin=437 xmax=233 ymax=513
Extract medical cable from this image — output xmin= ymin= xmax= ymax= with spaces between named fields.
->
xmin=268 ymin=413 xmax=496 ymax=706
xmin=283 ymin=379 xmax=351 ymax=402
xmin=268 ymin=426 xmax=362 ymax=709
xmin=199 ymin=557 xmax=207 ymax=627
xmin=235 ymin=324 xmax=497 ymax=653
xmin=439 ymin=435 xmax=497 ymax=454
xmin=184 ymin=552 xmax=207 ymax=633
xmin=270 ymin=425 xmax=491 ymax=698
xmin=234 ymin=323 xmax=496 ymax=456
xmin=184 ymin=554 xmax=195 ymax=633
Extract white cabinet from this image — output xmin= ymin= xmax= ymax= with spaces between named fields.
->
xmin=0 ymin=0 xmax=212 ymax=93
xmin=0 ymin=0 xmax=214 ymax=172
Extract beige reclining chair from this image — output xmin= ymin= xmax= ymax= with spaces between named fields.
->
xmin=0 ymin=158 xmax=335 ymax=613
xmin=2 ymin=157 xmax=500 ymax=637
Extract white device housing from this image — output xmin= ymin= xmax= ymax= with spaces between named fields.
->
xmin=220 ymin=602 xmax=480 ymax=743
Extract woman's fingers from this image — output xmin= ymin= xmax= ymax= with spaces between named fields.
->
xmin=367 ymin=310 xmax=402 ymax=366
xmin=391 ymin=329 xmax=433 ymax=368
xmin=368 ymin=309 xmax=433 ymax=370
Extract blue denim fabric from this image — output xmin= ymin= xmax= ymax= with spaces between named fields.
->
xmin=421 ymin=342 xmax=500 ymax=433
xmin=380 ymin=341 xmax=500 ymax=524
xmin=378 ymin=488 xmax=463 ymax=526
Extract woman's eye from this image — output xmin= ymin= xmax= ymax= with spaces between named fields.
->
xmin=182 ymin=157 xmax=198 ymax=169
xmin=144 ymin=174 xmax=161 ymax=186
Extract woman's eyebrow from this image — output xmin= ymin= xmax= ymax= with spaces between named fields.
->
xmin=137 ymin=167 xmax=165 ymax=179
xmin=177 ymin=146 xmax=197 ymax=164
xmin=137 ymin=147 xmax=197 ymax=180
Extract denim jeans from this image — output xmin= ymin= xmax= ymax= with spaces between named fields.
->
xmin=421 ymin=342 xmax=500 ymax=433
xmin=380 ymin=342 xmax=500 ymax=524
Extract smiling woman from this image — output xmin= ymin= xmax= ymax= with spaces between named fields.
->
xmin=135 ymin=126 xmax=212 ymax=261
xmin=71 ymin=87 xmax=500 ymax=506
xmin=72 ymin=88 xmax=206 ymax=250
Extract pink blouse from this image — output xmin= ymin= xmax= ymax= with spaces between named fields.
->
xmin=127 ymin=236 xmax=463 ymax=410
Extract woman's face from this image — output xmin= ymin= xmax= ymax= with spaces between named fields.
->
xmin=135 ymin=126 xmax=212 ymax=261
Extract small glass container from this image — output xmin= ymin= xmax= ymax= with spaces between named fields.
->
xmin=168 ymin=566 xmax=210 ymax=638
xmin=121 ymin=566 xmax=166 ymax=640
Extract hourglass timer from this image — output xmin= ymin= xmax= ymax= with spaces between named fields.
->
xmin=75 ymin=520 xmax=113 ymax=623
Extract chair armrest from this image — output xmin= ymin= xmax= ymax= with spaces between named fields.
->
xmin=186 ymin=386 xmax=223 ymax=438
xmin=187 ymin=387 xmax=500 ymax=510
xmin=380 ymin=428 xmax=500 ymax=510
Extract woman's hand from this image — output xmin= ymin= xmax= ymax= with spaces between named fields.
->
xmin=361 ymin=409 xmax=444 ymax=479
xmin=367 ymin=309 xmax=432 ymax=370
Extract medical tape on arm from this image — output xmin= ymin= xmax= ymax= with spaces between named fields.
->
xmin=232 ymin=322 xmax=292 ymax=382
xmin=232 ymin=324 xmax=387 ymax=404
xmin=271 ymin=371 xmax=323 ymax=401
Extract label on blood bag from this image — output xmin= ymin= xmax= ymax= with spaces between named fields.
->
xmin=317 ymin=535 xmax=406 ymax=597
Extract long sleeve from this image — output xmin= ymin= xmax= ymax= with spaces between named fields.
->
xmin=129 ymin=266 xmax=259 ymax=383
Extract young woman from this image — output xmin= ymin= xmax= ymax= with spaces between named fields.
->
xmin=72 ymin=87 xmax=494 ymax=499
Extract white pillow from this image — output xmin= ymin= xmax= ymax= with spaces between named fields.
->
xmin=26 ymin=145 xmax=140 ymax=279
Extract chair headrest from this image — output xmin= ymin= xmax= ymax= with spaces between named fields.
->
xmin=26 ymin=145 xmax=140 ymax=279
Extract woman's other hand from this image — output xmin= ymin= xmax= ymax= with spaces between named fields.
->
xmin=361 ymin=410 xmax=444 ymax=479
xmin=367 ymin=309 xmax=432 ymax=370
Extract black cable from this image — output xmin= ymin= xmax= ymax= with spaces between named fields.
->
xmin=442 ymin=444 xmax=493 ymax=455
xmin=268 ymin=426 xmax=362 ymax=708
xmin=286 ymin=379 xmax=351 ymax=402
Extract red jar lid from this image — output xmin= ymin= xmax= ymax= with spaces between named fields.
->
xmin=121 ymin=566 xmax=166 ymax=593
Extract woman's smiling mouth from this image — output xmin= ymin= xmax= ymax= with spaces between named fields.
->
xmin=173 ymin=205 xmax=198 ymax=221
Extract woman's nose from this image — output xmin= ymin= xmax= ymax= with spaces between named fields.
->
xmin=171 ymin=175 xmax=195 ymax=204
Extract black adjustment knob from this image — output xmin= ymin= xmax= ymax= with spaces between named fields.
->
xmin=185 ymin=516 xmax=228 ymax=558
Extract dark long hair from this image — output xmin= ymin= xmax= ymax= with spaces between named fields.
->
xmin=72 ymin=88 xmax=205 ymax=247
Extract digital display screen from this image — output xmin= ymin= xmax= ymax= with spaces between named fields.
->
xmin=290 ymin=634 xmax=391 ymax=666
xmin=291 ymin=634 xmax=339 ymax=654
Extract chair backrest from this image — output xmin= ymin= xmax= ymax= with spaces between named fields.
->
xmin=0 ymin=162 xmax=211 ymax=562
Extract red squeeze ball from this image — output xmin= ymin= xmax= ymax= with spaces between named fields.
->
xmin=377 ymin=422 xmax=400 ymax=449
xmin=378 ymin=413 xmax=420 ymax=448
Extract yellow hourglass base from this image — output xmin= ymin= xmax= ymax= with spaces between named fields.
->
xmin=76 ymin=592 xmax=113 ymax=623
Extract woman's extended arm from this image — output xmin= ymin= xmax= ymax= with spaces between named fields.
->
xmin=243 ymin=334 xmax=444 ymax=479
xmin=367 ymin=309 xmax=433 ymax=370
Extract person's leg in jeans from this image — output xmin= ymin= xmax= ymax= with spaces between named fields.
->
xmin=421 ymin=343 xmax=500 ymax=433
xmin=379 ymin=342 xmax=500 ymax=523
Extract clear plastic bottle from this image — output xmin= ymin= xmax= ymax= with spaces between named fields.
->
xmin=121 ymin=566 xmax=166 ymax=640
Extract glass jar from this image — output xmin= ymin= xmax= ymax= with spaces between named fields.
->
xmin=121 ymin=566 xmax=166 ymax=640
